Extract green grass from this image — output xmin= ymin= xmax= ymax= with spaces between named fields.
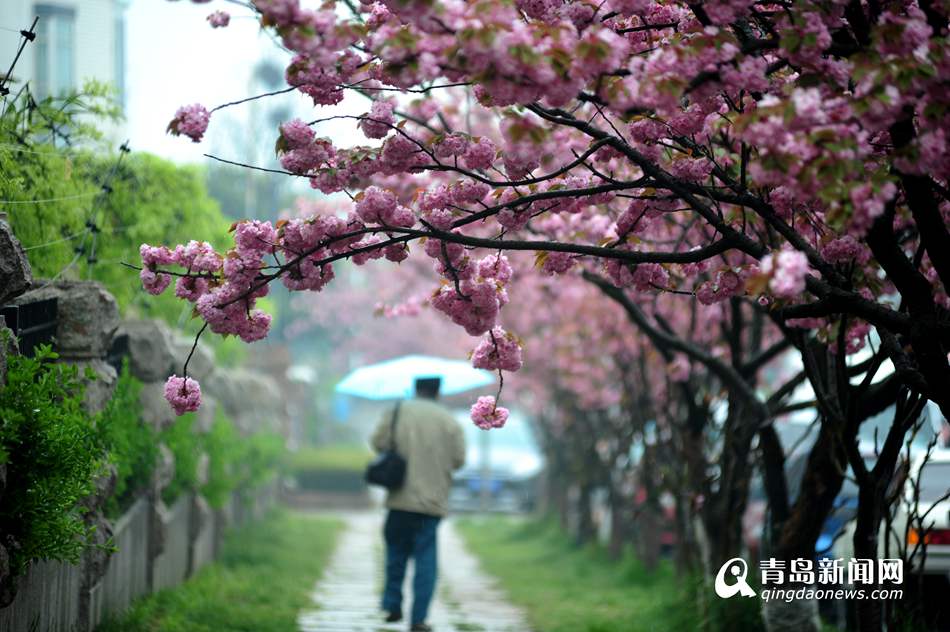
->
xmin=98 ymin=510 xmax=342 ymax=632
xmin=456 ymin=516 xmax=701 ymax=632
xmin=289 ymin=444 xmax=373 ymax=473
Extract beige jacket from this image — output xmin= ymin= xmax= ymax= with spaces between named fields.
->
xmin=370 ymin=398 xmax=466 ymax=517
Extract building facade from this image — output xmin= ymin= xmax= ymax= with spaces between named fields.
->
xmin=1 ymin=0 xmax=129 ymax=138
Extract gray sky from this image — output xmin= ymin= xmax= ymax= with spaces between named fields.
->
xmin=126 ymin=0 xmax=364 ymax=163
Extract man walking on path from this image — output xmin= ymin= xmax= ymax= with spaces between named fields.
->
xmin=370 ymin=377 xmax=466 ymax=632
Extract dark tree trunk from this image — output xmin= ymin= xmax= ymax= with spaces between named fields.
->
xmin=575 ymin=481 xmax=596 ymax=546
xmin=637 ymin=503 xmax=661 ymax=571
xmin=853 ymin=483 xmax=884 ymax=632
xmin=607 ymin=483 xmax=629 ymax=561
xmin=774 ymin=424 xmax=848 ymax=559
xmin=703 ymin=404 xmax=757 ymax=571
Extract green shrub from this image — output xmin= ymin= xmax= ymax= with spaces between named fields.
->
xmin=239 ymin=431 xmax=286 ymax=491
xmin=289 ymin=444 xmax=373 ymax=473
xmin=163 ymin=407 xmax=286 ymax=508
xmin=288 ymin=444 xmax=371 ymax=493
xmin=0 ymin=346 xmax=104 ymax=575
xmin=161 ymin=413 xmax=201 ymax=505
xmin=200 ymin=409 xmax=244 ymax=509
xmin=96 ymin=362 xmax=157 ymax=518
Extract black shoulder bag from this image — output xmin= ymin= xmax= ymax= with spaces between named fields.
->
xmin=365 ymin=402 xmax=407 ymax=490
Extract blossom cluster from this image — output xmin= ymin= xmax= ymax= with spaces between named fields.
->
xmin=154 ymin=0 xmax=950 ymax=429
xmin=470 ymin=396 xmax=509 ymax=430
xmin=167 ymin=104 xmax=210 ymax=143
xmin=163 ymin=375 xmax=201 ymax=416
xmin=207 ymin=11 xmax=230 ymax=28
xmin=472 ymin=327 xmax=523 ymax=373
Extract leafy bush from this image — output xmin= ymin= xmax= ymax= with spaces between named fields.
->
xmin=96 ymin=362 xmax=157 ymax=518
xmin=200 ymin=409 xmax=244 ymax=509
xmin=163 ymin=407 xmax=286 ymax=507
xmin=289 ymin=444 xmax=372 ymax=473
xmin=238 ymin=431 xmax=286 ymax=493
xmin=0 ymin=346 xmax=104 ymax=575
xmin=161 ymin=413 xmax=201 ymax=506
xmin=288 ymin=444 xmax=371 ymax=492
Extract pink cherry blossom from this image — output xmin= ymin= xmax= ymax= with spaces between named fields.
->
xmin=463 ymin=137 xmax=496 ymax=170
xmin=359 ymin=100 xmax=395 ymax=139
xmin=207 ymin=11 xmax=230 ymax=28
xmin=163 ymin=375 xmax=201 ymax=416
xmin=472 ymin=327 xmax=523 ymax=372
xmin=470 ymin=395 xmax=509 ymax=430
xmin=168 ymin=104 xmax=210 ymax=143
xmin=762 ymin=248 xmax=809 ymax=299
xmin=280 ymin=118 xmax=316 ymax=149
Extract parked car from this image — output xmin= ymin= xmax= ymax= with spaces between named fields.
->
xmin=753 ymin=400 xmax=948 ymax=558
xmin=832 ymin=449 xmax=950 ymax=577
xmin=448 ymin=408 xmax=543 ymax=513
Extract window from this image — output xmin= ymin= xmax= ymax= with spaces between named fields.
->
xmin=33 ymin=4 xmax=76 ymax=99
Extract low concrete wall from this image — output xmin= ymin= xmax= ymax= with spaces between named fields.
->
xmin=0 ymin=484 xmax=276 ymax=632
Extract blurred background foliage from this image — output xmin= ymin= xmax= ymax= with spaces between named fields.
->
xmin=1 ymin=83 xmax=251 ymax=363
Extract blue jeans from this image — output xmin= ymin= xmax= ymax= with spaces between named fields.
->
xmin=381 ymin=509 xmax=441 ymax=625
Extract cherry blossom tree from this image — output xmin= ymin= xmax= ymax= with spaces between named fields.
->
xmin=146 ymin=0 xmax=948 ymax=421
xmin=138 ymin=2 xmax=950 ymax=630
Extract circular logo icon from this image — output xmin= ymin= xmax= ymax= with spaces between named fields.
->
xmin=714 ymin=557 xmax=756 ymax=598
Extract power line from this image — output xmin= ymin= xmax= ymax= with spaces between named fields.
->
xmin=1 ymin=191 xmax=99 ymax=205
xmin=22 ymin=228 xmax=89 ymax=251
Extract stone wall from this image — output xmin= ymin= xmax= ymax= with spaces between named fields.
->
xmin=12 ymin=280 xmax=120 ymax=413
xmin=0 ymin=219 xmax=31 ymax=307
xmin=0 ymin=219 xmax=30 ymax=608
xmin=0 ymin=220 xmax=289 ymax=631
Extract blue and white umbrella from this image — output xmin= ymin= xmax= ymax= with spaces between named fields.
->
xmin=335 ymin=355 xmax=495 ymax=400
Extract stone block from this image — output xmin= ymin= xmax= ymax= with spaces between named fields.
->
xmin=204 ymin=369 xmax=286 ymax=435
xmin=13 ymin=281 xmax=118 ymax=359
xmin=80 ymin=463 xmax=118 ymax=514
xmin=115 ymin=320 xmax=176 ymax=382
xmin=170 ymin=333 xmax=215 ymax=381
xmin=189 ymin=494 xmax=212 ymax=540
xmin=74 ymin=359 xmax=117 ymax=415
xmin=151 ymin=443 xmax=175 ymax=497
xmin=148 ymin=500 xmax=171 ymax=560
xmin=0 ymin=220 xmax=32 ymax=305
xmin=139 ymin=381 xmax=175 ymax=432
xmin=194 ymin=394 xmax=217 ymax=434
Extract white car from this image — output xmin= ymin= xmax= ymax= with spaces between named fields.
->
xmin=833 ymin=450 xmax=950 ymax=577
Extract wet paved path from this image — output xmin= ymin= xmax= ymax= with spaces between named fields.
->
xmin=297 ymin=512 xmax=533 ymax=632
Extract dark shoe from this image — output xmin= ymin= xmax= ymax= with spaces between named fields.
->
xmin=384 ymin=611 xmax=402 ymax=623
xmin=410 ymin=624 xmax=432 ymax=631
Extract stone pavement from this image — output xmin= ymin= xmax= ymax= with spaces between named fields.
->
xmin=297 ymin=512 xmax=534 ymax=632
